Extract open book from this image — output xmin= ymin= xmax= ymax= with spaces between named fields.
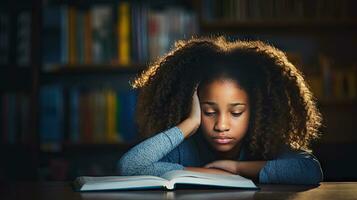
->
xmin=73 ymin=170 xmax=258 ymax=191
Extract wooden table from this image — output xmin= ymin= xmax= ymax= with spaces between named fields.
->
xmin=1 ymin=182 xmax=357 ymax=200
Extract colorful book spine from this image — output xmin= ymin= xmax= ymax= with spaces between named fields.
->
xmin=118 ymin=90 xmax=137 ymax=142
xmin=42 ymin=2 xmax=197 ymax=66
xmin=68 ymin=6 xmax=77 ymax=65
xmin=66 ymin=88 xmax=138 ymax=144
xmin=76 ymin=9 xmax=85 ymax=64
xmin=39 ymin=85 xmax=63 ymax=152
xmin=80 ymin=90 xmax=93 ymax=143
xmin=118 ymin=2 xmax=131 ymax=65
xmin=106 ymin=89 xmax=119 ymax=143
xmin=91 ymin=5 xmax=114 ymax=64
xmin=83 ymin=9 xmax=93 ymax=64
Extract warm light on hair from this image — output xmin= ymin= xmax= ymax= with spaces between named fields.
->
xmin=133 ymin=37 xmax=322 ymax=159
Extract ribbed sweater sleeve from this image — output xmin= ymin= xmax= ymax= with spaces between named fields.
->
xmin=259 ymin=150 xmax=323 ymax=184
xmin=117 ymin=126 xmax=185 ymax=177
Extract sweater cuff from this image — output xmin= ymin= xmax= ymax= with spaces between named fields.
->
xmin=259 ymin=160 xmax=276 ymax=183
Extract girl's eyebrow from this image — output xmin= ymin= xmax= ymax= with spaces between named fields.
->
xmin=200 ymin=101 xmax=246 ymax=106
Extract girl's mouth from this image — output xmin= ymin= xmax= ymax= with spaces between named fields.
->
xmin=212 ymin=137 xmax=234 ymax=144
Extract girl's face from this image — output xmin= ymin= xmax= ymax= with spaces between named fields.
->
xmin=199 ymin=79 xmax=250 ymax=154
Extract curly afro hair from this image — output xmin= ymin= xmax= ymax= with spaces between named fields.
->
xmin=132 ymin=37 xmax=322 ymax=159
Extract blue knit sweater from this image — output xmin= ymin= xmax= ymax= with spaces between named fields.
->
xmin=118 ymin=126 xmax=323 ymax=184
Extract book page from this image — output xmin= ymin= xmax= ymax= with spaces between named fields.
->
xmin=75 ymin=175 xmax=169 ymax=191
xmin=77 ymin=175 xmax=166 ymax=183
xmin=161 ymin=170 xmax=257 ymax=190
xmin=162 ymin=170 xmax=247 ymax=181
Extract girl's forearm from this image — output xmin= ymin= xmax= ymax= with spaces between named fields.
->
xmin=185 ymin=167 xmax=234 ymax=175
xmin=177 ymin=118 xmax=200 ymax=139
xmin=236 ymin=161 xmax=267 ymax=180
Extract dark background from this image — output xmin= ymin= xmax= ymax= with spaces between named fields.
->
xmin=0 ymin=0 xmax=356 ymax=181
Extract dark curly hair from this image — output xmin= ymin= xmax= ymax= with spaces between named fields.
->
xmin=132 ymin=37 xmax=322 ymax=159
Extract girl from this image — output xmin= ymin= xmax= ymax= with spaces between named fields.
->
xmin=118 ymin=37 xmax=323 ymax=184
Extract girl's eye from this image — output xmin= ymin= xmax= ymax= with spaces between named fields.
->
xmin=203 ymin=112 xmax=216 ymax=116
xmin=232 ymin=112 xmax=243 ymax=117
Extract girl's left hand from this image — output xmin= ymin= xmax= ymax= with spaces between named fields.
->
xmin=204 ymin=160 xmax=240 ymax=174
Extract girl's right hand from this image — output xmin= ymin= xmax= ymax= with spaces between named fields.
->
xmin=189 ymin=88 xmax=201 ymax=126
xmin=177 ymin=88 xmax=201 ymax=138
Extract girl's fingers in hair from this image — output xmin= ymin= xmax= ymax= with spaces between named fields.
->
xmin=190 ymin=88 xmax=201 ymax=124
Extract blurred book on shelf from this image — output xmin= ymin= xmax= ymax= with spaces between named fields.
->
xmin=287 ymin=52 xmax=357 ymax=103
xmin=39 ymin=85 xmax=64 ymax=152
xmin=201 ymin=0 xmax=357 ymax=22
xmin=0 ymin=9 xmax=32 ymax=67
xmin=0 ymin=93 xmax=31 ymax=144
xmin=42 ymin=2 xmax=197 ymax=70
xmin=0 ymin=12 xmax=10 ymax=65
xmin=39 ymin=85 xmax=138 ymax=152
xmin=317 ymin=54 xmax=356 ymax=102
xmin=16 ymin=11 xmax=31 ymax=67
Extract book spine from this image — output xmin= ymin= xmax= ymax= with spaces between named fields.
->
xmin=118 ymin=90 xmax=137 ymax=142
xmin=42 ymin=6 xmax=63 ymax=70
xmin=68 ymin=6 xmax=77 ymax=65
xmin=106 ymin=89 xmax=118 ymax=143
xmin=16 ymin=11 xmax=31 ymax=66
xmin=83 ymin=9 xmax=92 ymax=64
xmin=39 ymin=85 xmax=63 ymax=151
xmin=115 ymin=92 xmax=123 ymax=141
xmin=117 ymin=2 xmax=131 ymax=65
xmin=76 ymin=10 xmax=85 ymax=64
xmin=79 ymin=90 xmax=92 ymax=143
xmin=61 ymin=6 xmax=69 ymax=64
xmin=69 ymin=88 xmax=80 ymax=143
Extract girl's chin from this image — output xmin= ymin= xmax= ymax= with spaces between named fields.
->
xmin=210 ymin=143 xmax=235 ymax=152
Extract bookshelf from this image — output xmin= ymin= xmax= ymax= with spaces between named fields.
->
xmin=0 ymin=0 xmax=41 ymax=181
xmin=1 ymin=0 xmax=356 ymax=181
xmin=200 ymin=20 xmax=357 ymax=34
xmin=37 ymin=0 xmax=198 ymax=180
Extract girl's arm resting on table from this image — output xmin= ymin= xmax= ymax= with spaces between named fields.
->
xmin=204 ymin=150 xmax=323 ymax=184
xmin=204 ymin=160 xmax=266 ymax=180
xmin=117 ymin=126 xmax=185 ymax=176
xmin=185 ymin=167 xmax=236 ymax=175
xmin=236 ymin=161 xmax=267 ymax=181
xmin=259 ymin=150 xmax=323 ymax=184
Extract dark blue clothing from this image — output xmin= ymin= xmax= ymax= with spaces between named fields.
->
xmin=118 ymin=127 xmax=323 ymax=184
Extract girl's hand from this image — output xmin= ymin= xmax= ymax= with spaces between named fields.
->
xmin=204 ymin=160 xmax=240 ymax=175
xmin=205 ymin=160 xmax=267 ymax=180
xmin=177 ymin=88 xmax=201 ymax=138
xmin=188 ymin=88 xmax=201 ymax=126
xmin=185 ymin=167 xmax=234 ymax=175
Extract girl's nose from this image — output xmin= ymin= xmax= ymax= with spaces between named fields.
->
xmin=214 ymin=115 xmax=230 ymax=132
